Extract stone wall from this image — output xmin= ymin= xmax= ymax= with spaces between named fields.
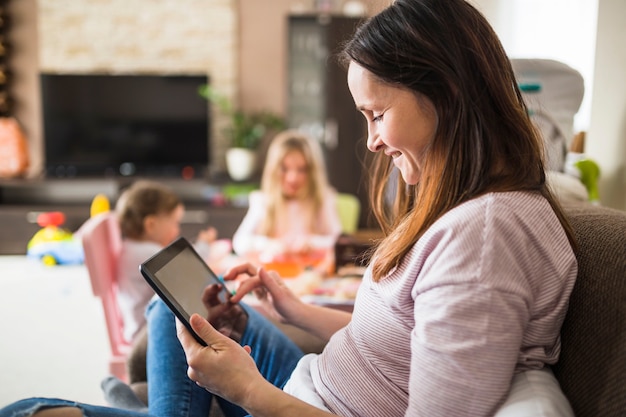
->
xmin=38 ymin=0 xmax=238 ymax=172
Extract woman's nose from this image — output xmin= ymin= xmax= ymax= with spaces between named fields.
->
xmin=366 ymin=129 xmax=384 ymax=153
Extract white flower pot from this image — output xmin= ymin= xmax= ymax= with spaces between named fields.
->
xmin=226 ymin=147 xmax=256 ymax=181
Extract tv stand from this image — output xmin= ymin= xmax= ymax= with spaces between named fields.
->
xmin=0 ymin=178 xmax=249 ymax=255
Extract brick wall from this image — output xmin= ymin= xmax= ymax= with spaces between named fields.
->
xmin=38 ymin=0 xmax=238 ymax=172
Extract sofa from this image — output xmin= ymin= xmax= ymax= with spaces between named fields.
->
xmin=552 ymin=202 xmax=626 ymax=417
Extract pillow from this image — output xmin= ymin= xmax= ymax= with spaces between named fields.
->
xmin=546 ymin=171 xmax=588 ymax=204
xmin=495 ymin=368 xmax=574 ymax=417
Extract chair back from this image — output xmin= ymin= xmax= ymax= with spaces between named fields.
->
xmin=511 ymin=58 xmax=584 ymax=171
xmin=554 ymin=203 xmax=626 ymax=416
xmin=337 ymin=193 xmax=361 ymax=234
xmin=80 ymin=212 xmax=130 ymax=380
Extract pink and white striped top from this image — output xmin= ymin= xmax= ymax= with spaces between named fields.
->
xmin=311 ymin=191 xmax=577 ymax=417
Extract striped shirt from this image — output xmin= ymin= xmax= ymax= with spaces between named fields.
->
xmin=310 ymin=191 xmax=577 ymax=416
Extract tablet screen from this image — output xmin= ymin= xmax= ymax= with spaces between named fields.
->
xmin=153 ymin=244 xmax=227 ymax=320
xmin=141 ymin=237 xmax=247 ymax=344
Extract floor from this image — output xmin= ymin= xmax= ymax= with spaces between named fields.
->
xmin=0 ymin=255 xmax=109 ymax=409
xmin=0 ymin=255 xmax=348 ymax=411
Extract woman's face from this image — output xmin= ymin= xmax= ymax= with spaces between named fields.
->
xmin=347 ymin=62 xmax=438 ymax=185
xmin=280 ymin=150 xmax=309 ymax=198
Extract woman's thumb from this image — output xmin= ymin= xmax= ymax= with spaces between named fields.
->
xmin=189 ymin=314 xmax=218 ymax=342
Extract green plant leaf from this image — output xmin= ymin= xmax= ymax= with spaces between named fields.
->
xmin=198 ymin=84 xmax=285 ymax=149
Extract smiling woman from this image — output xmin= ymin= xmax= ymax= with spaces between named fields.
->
xmin=348 ymin=63 xmax=438 ymax=186
xmin=1 ymin=1 xmax=619 ymax=416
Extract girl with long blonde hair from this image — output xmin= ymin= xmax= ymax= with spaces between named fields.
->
xmin=232 ymin=130 xmax=342 ymax=258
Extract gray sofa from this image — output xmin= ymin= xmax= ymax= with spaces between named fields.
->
xmin=553 ymin=202 xmax=626 ymax=417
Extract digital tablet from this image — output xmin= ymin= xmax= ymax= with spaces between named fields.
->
xmin=140 ymin=237 xmax=248 ymax=346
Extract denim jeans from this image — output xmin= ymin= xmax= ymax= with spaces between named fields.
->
xmin=0 ymin=299 xmax=304 ymax=417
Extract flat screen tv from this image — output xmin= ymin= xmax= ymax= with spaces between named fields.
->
xmin=41 ymin=73 xmax=210 ymax=178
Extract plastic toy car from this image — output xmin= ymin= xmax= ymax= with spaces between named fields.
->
xmin=26 ymin=211 xmax=84 ymax=266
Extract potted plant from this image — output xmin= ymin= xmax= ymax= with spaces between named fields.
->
xmin=199 ymin=85 xmax=285 ymax=181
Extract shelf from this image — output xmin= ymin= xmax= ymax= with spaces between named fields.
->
xmin=0 ymin=178 xmax=251 ymax=255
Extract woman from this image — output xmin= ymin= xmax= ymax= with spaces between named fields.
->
xmin=232 ymin=129 xmax=342 ymax=259
xmin=0 ymin=1 xmax=577 ymax=416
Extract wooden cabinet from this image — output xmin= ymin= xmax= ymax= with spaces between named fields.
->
xmin=287 ymin=15 xmax=373 ymax=228
xmin=0 ymin=179 xmax=247 ymax=254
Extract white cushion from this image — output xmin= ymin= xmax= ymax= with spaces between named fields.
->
xmin=495 ymin=368 xmax=574 ymax=417
xmin=547 ymin=170 xmax=588 ymax=204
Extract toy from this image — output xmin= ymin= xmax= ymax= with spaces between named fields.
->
xmin=26 ymin=211 xmax=84 ymax=266
xmin=90 ymin=193 xmax=111 ymax=217
xmin=574 ymin=158 xmax=601 ymax=204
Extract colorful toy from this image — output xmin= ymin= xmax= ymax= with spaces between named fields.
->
xmin=27 ymin=211 xmax=84 ymax=266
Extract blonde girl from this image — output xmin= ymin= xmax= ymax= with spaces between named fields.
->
xmin=232 ymin=130 xmax=342 ymax=258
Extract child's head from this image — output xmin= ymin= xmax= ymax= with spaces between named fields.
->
xmin=261 ymin=130 xmax=329 ymax=201
xmin=116 ymin=180 xmax=183 ymax=246
xmin=258 ymin=130 xmax=331 ymax=237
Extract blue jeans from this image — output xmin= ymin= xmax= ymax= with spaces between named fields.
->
xmin=0 ymin=299 xmax=304 ymax=417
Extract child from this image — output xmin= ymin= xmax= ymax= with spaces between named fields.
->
xmin=115 ymin=180 xmax=219 ymax=344
xmin=102 ymin=180 xmax=226 ymax=408
xmin=232 ymin=130 xmax=342 ymax=262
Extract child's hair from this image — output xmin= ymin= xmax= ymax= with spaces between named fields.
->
xmin=259 ymin=129 xmax=330 ymax=237
xmin=116 ymin=180 xmax=181 ymax=239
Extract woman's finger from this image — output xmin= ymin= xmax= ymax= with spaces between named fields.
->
xmin=259 ymin=268 xmax=282 ymax=292
xmin=229 ymin=275 xmax=263 ymax=303
xmin=176 ymin=316 xmax=204 ymax=352
xmin=222 ymin=262 xmax=259 ymax=281
xmin=177 ymin=314 xmax=233 ymax=353
xmin=189 ymin=314 xmax=226 ymax=348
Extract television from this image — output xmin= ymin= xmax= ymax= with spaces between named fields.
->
xmin=41 ymin=73 xmax=210 ymax=179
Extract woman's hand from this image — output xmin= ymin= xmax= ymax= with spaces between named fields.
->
xmin=201 ymin=283 xmax=230 ymax=317
xmin=200 ymin=284 xmax=248 ymax=342
xmin=222 ymin=263 xmax=305 ymax=325
xmin=222 ymin=262 xmax=351 ymax=342
xmin=176 ymin=314 xmax=264 ymax=403
xmin=178 ymin=314 xmax=338 ymax=417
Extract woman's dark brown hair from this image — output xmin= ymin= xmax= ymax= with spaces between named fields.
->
xmin=341 ymin=0 xmax=576 ymax=281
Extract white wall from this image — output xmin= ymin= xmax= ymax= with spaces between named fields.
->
xmin=587 ymin=0 xmax=626 ymax=210
xmin=500 ymin=0 xmax=598 ymax=133
xmin=475 ymin=0 xmax=598 ymax=132
xmin=476 ymin=0 xmax=625 ymax=210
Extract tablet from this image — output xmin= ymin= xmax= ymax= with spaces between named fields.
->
xmin=140 ymin=237 xmax=248 ymax=346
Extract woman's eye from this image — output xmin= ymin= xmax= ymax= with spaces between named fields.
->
xmin=372 ymin=114 xmax=383 ymax=122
